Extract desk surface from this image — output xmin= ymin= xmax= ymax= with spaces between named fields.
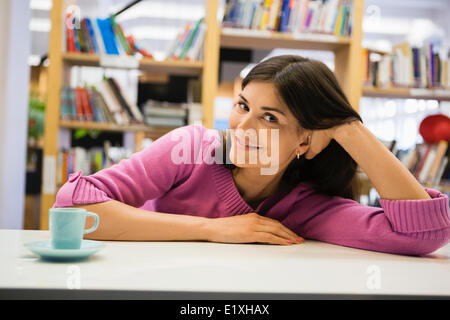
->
xmin=1 ymin=229 xmax=449 ymax=299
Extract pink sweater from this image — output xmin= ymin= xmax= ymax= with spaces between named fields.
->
xmin=54 ymin=124 xmax=450 ymax=256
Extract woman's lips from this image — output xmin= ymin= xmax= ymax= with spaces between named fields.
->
xmin=235 ymin=136 xmax=261 ymax=150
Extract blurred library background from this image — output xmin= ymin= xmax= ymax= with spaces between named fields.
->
xmin=0 ymin=0 xmax=449 ymax=230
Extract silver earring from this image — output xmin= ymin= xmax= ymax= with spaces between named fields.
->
xmin=297 ymin=152 xmax=300 ymax=159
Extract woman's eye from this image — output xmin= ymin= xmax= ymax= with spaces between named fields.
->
xmin=264 ymin=114 xmax=278 ymax=123
xmin=237 ymin=102 xmax=248 ymax=111
xmin=236 ymin=102 xmax=278 ymax=123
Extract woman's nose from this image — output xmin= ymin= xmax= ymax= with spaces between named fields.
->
xmin=237 ymin=113 xmax=255 ymax=132
xmin=236 ymin=117 xmax=260 ymax=145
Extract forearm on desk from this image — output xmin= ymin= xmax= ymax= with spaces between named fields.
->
xmin=73 ymin=200 xmax=211 ymax=241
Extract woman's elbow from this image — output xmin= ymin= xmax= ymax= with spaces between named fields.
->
xmin=385 ymin=235 xmax=449 ymax=256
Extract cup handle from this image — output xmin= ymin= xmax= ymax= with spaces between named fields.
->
xmin=84 ymin=212 xmax=99 ymax=234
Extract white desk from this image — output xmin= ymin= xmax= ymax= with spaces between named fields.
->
xmin=1 ymin=229 xmax=449 ymax=299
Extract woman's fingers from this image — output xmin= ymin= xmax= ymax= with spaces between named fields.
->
xmin=256 ymin=215 xmax=304 ymax=242
xmin=255 ymin=222 xmax=303 ymax=244
xmin=254 ymin=232 xmax=293 ymax=245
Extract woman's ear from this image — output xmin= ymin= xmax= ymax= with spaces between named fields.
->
xmin=295 ymin=131 xmax=311 ymax=157
xmin=299 ymin=130 xmax=311 ymax=146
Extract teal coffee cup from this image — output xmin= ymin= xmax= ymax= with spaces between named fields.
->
xmin=49 ymin=208 xmax=99 ymax=249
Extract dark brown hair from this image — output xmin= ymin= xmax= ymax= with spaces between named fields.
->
xmin=223 ymin=55 xmax=363 ymax=201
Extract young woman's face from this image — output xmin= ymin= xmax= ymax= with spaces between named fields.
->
xmin=228 ymin=81 xmax=309 ymax=174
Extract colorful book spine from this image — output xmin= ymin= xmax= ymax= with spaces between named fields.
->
xmin=221 ymin=0 xmax=353 ymax=35
xmin=110 ymin=15 xmax=134 ymax=55
xmin=186 ymin=23 xmax=206 ymax=61
xmin=85 ymin=18 xmax=99 ymax=54
xmin=363 ymin=42 xmax=450 ymax=89
xmin=66 ymin=14 xmax=76 ymax=52
xmin=96 ymin=17 xmax=120 ymax=55
xmin=279 ymin=0 xmax=291 ymax=32
xmin=179 ymin=18 xmax=204 ymax=60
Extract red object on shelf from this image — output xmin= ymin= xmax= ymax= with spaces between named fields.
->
xmin=419 ymin=114 xmax=450 ymax=143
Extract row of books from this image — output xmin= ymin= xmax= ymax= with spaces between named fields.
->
xmin=57 ymin=143 xmax=132 ymax=186
xmin=393 ymin=140 xmax=449 ymax=187
xmin=60 ymin=77 xmax=144 ymax=125
xmin=222 ymin=0 xmax=353 ymax=36
xmin=65 ymin=14 xmax=152 ymax=57
xmin=164 ymin=18 xmax=206 ymax=61
xmin=143 ymin=100 xmax=188 ymax=127
xmin=362 ymin=42 xmax=450 ymax=89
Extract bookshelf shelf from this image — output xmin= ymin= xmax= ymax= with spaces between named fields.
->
xmin=62 ymin=52 xmax=204 ymax=76
xmin=59 ymin=120 xmax=174 ymax=135
xmin=220 ymin=27 xmax=352 ymax=51
xmin=362 ymin=86 xmax=450 ymax=101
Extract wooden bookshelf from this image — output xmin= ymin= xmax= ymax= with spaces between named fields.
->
xmin=63 ymin=52 xmax=204 ymax=76
xmin=40 ymin=0 xmax=365 ymax=229
xmin=59 ymin=120 xmax=175 ymax=134
xmin=362 ymin=86 xmax=450 ymax=101
xmin=221 ymin=28 xmax=352 ymax=51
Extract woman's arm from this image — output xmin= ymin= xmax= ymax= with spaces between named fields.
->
xmin=296 ymin=120 xmax=450 ymax=255
xmin=77 ymin=200 xmax=211 ymax=241
xmin=78 ymin=200 xmax=303 ymax=245
xmin=332 ymin=120 xmax=431 ymax=201
xmin=283 ymin=184 xmax=450 ymax=256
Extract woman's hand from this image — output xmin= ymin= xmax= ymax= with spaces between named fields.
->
xmin=205 ymin=212 xmax=304 ymax=245
xmin=304 ymin=120 xmax=358 ymax=160
xmin=303 ymin=128 xmax=334 ymax=160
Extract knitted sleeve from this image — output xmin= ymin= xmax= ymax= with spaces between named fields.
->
xmin=53 ymin=124 xmax=203 ymax=208
xmin=283 ymin=184 xmax=450 ymax=256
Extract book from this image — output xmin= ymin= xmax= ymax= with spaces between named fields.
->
xmin=221 ymin=0 xmax=352 ymax=35
xmin=72 ymin=20 xmax=81 ymax=52
xmin=76 ymin=25 xmax=87 ymax=53
xmin=96 ymin=17 xmax=120 ymax=55
xmin=433 ymin=156 xmax=448 ymax=186
xmin=145 ymin=117 xmax=186 ymax=127
xmin=80 ymin=18 xmax=94 ymax=54
xmin=105 ymin=77 xmax=135 ymax=121
xmin=179 ymin=18 xmax=204 ymax=60
xmin=173 ymin=23 xmax=193 ymax=59
xmin=186 ymin=23 xmax=207 ymax=61
xmin=143 ymin=99 xmax=188 ymax=127
xmin=279 ymin=0 xmax=291 ymax=32
xmin=74 ymin=87 xmax=85 ymax=121
xmin=418 ymin=145 xmax=437 ymax=184
xmin=426 ymin=140 xmax=449 ymax=184
xmin=165 ymin=19 xmax=206 ymax=61
xmin=97 ymin=79 xmax=128 ymax=125
xmin=363 ymin=42 xmax=450 ymax=89
xmin=110 ymin=15 xmax=134 ymax=55
xmin=57 ymin=145 xmax=132 ymax=185
xmin=85 ymin=18 xmax=99 ymax=54
xmin=90 ymin=87 xmax=115 ymax=123
xmin=66 ymin=14 xmax=76 ymax=52
xmin=87 ymin=87 xmax=106 ymax=122
xmin=60 ymin=79 xmax=148 ymax=127
xmin=144 ymin=101 xmax=188 ymax=118
xmin=80 ymin=87 xmax=94 ymax=121
xmin=60 ymin=86 xmax=71 ymax=120
xmin=414 ymin=143 xmax=432 ymax=179
xmin=392 ymin=141 xmax=450 ymax=191
xmin=108 ymin=78 xmax=144 ymax=123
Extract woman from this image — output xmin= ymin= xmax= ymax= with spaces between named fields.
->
xmin=54 ymin=55 xmax=450 ymax=256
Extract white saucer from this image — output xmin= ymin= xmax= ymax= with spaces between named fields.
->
xmin=24 ymin=239 xmax=105 ymax=261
